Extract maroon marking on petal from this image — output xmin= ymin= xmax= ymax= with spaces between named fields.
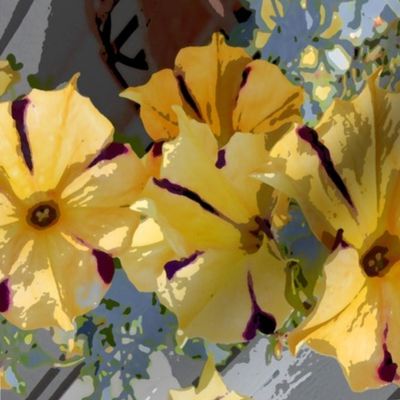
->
xmin=240 ymin=67 xmax=251 ymax=89
xmin=164 ymin=251 xmax=203 ymax=280
xmin=153 ymin=178 xmax=218 ymax=215
xmin=11 ymin=98 xmax=33 ymax=172
xmin=254 ymin=216 xmax=274 ymax=240
xmin=378 ymin=344 xmax=398 ymax=382
xmin=0 ymin=279 xmax=10 ymax=312
xmin=93 ymin=250 xmax=115 ymax=284
xmin=331 ymin=228 xmax=349 ymax=251
xmin=243 ymin=272 xmax=276 ymax=341
xmin=215 ymin=149 xmax=226 ymax=169
xmin=88 ymin=142 xmax=129 ymax=168
xmin=151 ymin=141 xmax=164 ymax=157
xmin=176 ymin=75 xmax=202 ymax=119
xmin=296 ymin=125 xmax=354 ymax=209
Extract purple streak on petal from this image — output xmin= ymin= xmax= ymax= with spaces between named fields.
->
xmin=0 ymin=279 xmax=10 ymax=312
xmin=240 ymin=66 xmax=251 ymax=89
xmin=243 ymin=272 xmax=276 ymax=341
xmin=254 ymin=216 xmax=274 ymax=240
xmin=93 ymin=250 xmax=115 ymax=284
xmin=378 ymin=326 xmax=398 ymax=382
xmin=88 ymin=142 xmax=129 ymax=168
xmin=215 ymin=149 xmax=226 ymax=169
xmin=379 ymin=345 xmax=398 ymax=382
xmin=151 ymin=141 xmax=164 ymax=157
xmin=331 ymin=228 xmax=349 ymax=251
xmin=11 ymin=98 xmax=33 ymax=172
xmin=153 ymin=178 xmax=218 ymax=215
xmin=297 ymin=125 xmax=354 ymax=209
xmin=164 ymin=251 xmax=203 ymax=280
xmin=176 ymin=75 xmax=202 ymax=119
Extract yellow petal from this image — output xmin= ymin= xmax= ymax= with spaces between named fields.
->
xmin=134 ymin=180 xmax=241 ymax=255
xmin=221 ymin=132 xmax=269 ymax=216
xmin=61 ymin=145 xmax=147 ymax=208
xmin=288 ymin=246 xmax=366 ymax=353
xmin=160 ymin=109 xmax=251 ymax=223
xmin=169 ymin=355 xmax=250 ymax=400
xmin=121 ymin=69 xmax=192 ymax=141
xmin=233 ymin=60 xmax=303 ymax=138
xmin=157 ymin=245 xmax=289 ymax=344
xmin=4 ymin=231 xmax=113 ymax=331
xmin=255 ymin=122 xmax=369 ymax=249
xmin=119 ymin=217 xmax=176 ymax=292
xmin=63 ymin=207 xmax=139 ymax=254
xmin=24 ymin=76 xmax=114 ymax=193
xmin=260 ymin=0 xmax=283 ymax=32
xmin=0 ymin=59 xmax=19 ymax=96
xmin=0 ymin=102 xmax=36 ymax=199
xmin=312 ymin=80 xmax=378 ymax=244
xmin=290 ymin=282 xmax=386 ymax=391
xmin=175 ymin=32 xmax=251 ymax=144
xmin=5 ymin=237 xmax=74 ymax=330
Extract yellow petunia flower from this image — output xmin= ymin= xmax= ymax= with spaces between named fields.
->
xmin=169 ymin=355 xmax=250 ymax=400
xmin=121 ymin=32 xmax=303 ymax=147
xmin=0 ymin=59 xmax=19 ymax=97
xmin=256 ymin=72 xmax=400 ymax=391
xmin=120 ymin=108 xmax=291 ymax=344
xmin=0 ymin=76 xmax=147 ymax=331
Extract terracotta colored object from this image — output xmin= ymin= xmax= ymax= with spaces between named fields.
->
xmin=140 ymin=0 xmax=238 ymax=69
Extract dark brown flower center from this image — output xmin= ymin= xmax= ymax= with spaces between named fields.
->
xmin=27 ymin=201 xmax=59 ymax=229
xmin=361 ymin=232 xmax=400 ymax=277
xmin=239 ymin=216 xmax=274 ymax=254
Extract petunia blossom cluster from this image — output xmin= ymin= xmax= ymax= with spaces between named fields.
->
xmin=0 ymin=26 xmax=399 ymax=396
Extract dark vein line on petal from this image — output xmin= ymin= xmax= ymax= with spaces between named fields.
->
xmin=11 ymin=98 xmax=33 ymax=172
xmin=297 ymin=125 xmax=355 ymax=209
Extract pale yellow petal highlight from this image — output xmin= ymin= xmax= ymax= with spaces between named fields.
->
xmin=61 ymin=147 xmax=147 ymax=208
xmin=233 ymin=60 xmax=303 ymax=138
xmin=63 ymin=207 xmax=139 ymax=254
xmin=6 ymin=237 xmax=74 ymax=331
xmin=119 ymin=218 xmax=175 ymax=292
